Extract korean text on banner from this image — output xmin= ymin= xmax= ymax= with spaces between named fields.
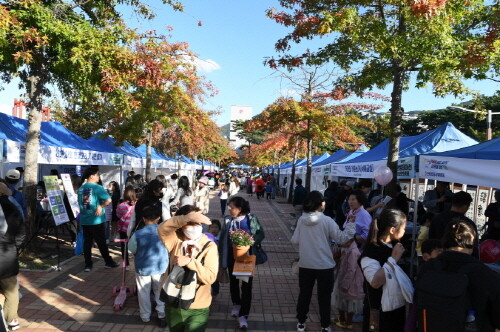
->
xmin=43 ymin=175 xmax=70 ymax=226
xmin=61 ymin=173 xmax=80 ymax=216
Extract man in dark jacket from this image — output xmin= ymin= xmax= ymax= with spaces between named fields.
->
xmin=291 ymin=178 xmax=307 ymax=231
xmin=0 ymin=182 xmax=25 ymax=331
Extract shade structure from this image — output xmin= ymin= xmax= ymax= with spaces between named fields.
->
xmin=419 ymin=137 xmax=500 ymax=188
xmin=331 ymin=123 xmax=478 ymax=179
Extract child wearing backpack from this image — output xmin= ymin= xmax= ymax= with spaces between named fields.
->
xmin=405 ymin=239 xmax=443 ymax=332
xmin=128 ymin=201 xmax=168 ymax=328
xmin=416 ymin=219 xmax=500 ymax=332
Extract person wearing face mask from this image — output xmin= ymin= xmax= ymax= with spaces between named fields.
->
xmin=158 ymin=205 xmax=217 ymax=332
xmin=194 ymin=176 xmax=210 ymax=215
xmin=128 ymin=201 xmax=168 ymax=327
xmin=218 ymin=196 xmax=265 ymax=329
xmin=359 ymin=209 xmax=408 ymax=332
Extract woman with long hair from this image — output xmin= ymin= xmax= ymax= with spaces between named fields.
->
xmin=291 ymin=191 xmax=356 ymax=332
xmin=359 ymin=209 xmax=407 ymax=332
xmin=129 ymin=180 xmax=165 ymax=235
xmin=171 ymin=175 xmax=193 ymax=208
xmin=219 ymin=196 xmax=264 ymax=329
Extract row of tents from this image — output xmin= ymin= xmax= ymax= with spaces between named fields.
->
xmin=0 ymin=112 xmax=219 ymax=185
xmin=264 ymin=121 xmax=500 ymax=192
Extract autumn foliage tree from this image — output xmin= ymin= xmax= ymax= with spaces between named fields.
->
xmin=0 ymin=0 xmax=174 ymax=248
xmin=267 ymin=0 xmax=498 ymax=195
xmin=248 ymin=94 xmax=376 ymax=192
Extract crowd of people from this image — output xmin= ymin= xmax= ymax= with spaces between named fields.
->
xmin=1 ymin=166 xmax=500 ymax=332
xmin=289 ymin=178 xmax=500 ymax=332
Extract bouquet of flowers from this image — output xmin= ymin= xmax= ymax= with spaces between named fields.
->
xmin=229 ymin=229 xmax=255 ymax=246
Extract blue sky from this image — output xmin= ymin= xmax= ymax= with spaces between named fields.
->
xmin=0 ymin=0 xmax=498 ymax=126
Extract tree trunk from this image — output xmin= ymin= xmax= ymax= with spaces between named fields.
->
xmin=145 ymin=129 xmax=152 ymax=183
xmin=201 ymin=158 xmax=205 ymax=172
xmin=386 ymin=65 xmax=405 ymax=197
xmin=23 ymin=73 xmax=44 ymax=250
xmin=305 ymin=134 xmax=312 ymax=193
xmin=288 ymin=138 xmax=300 ymax=204
xmin=277 ymin=157 xmax=281 ymax=192
xmin=177 ymin=151 xmax=181 ymax=174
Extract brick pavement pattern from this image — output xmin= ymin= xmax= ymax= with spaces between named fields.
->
xmin=4 ymin=189 xmax=362 ymax=332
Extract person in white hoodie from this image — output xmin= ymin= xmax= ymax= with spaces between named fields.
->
xmin=194 ymin=176 xmax=210 ymax=214
xmin=291 ymin=190 xmax=356 ymax=332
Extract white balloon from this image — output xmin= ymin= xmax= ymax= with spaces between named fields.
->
xmin=373 ymin=166 xmax=393 ymax=186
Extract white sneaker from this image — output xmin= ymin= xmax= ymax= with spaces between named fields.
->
xmin=296 ymin=322 xmax=306 ymax=332
xmin=238 ymin=316 xmax=248 ymax=329
xmin=321 ymin=327 xmax=332 ymax=332
xmin=231 ymin=304 xmax=241 ymax=317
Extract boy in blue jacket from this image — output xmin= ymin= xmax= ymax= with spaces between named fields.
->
xmin=129 ymin=201 xmax=168 ymax=327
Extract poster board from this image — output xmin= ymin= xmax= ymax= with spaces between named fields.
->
xmin=43 ymin=175 xmax=70 ymax=225
xmin=60 ymin=173 xmax=79 ymax=216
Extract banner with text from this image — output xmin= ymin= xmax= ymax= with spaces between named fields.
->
xmin=330 ymin=157 xmax=416 ymax=179
xmin=419 ymin=156 xmax=500 ymax=189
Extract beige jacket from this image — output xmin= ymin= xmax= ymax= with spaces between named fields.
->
xmin=158 ymin=215 xmax=218 ymax=309
xmin=194 ymin=186 xmax=210 ymax=214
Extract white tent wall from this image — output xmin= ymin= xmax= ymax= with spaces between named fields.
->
xmin=97 ymin=165 xmax=121 ymax=189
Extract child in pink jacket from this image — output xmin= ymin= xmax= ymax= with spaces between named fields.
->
xmin=332 ymin=240 xmax=365 ymax=329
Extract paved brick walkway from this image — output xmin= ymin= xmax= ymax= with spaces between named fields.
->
xmin=7 ymin=189 xmax=363 ymax=332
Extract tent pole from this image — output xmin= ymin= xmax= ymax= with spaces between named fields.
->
xmin=410 ymin=172 xmax=420 ymax=278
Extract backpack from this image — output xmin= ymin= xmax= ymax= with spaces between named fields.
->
xmin=415 ymin=259 xmax=469 ymax=332
xmin=161 ymin=241 xmax=211 ymax=310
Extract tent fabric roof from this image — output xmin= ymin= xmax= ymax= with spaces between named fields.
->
xmin=338 ymin=123 xmax=477 ymax=164
xmin=314 ymin=145 xmax=369 ymax=166
xmin=87 ymin=135 xmax=125 ymax=154
xmin=424 ymin=137 xmax=500 ymax=160
xmin=0 ymin=113 xmax=99 ymax=151
xmin=0 ymin=113 xmax=26 ymax=142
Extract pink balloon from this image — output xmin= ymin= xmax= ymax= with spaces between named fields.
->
xmin=374 ymin=166 xmax=393 ymax=186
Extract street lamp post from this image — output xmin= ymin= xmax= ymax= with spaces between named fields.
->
xmin=447 ymin=106 xmax=500 ymax=140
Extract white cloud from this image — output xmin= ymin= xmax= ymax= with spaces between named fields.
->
xmin=193 ymin=58 xmax=221 ymax=73
xmin=279 ymin=89 xmax=298 ymax=97
xmin=178 ymin=55 xmax=221 ymax=73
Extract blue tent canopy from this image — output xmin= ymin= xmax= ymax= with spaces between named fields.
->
xmin=340 ymin=123 xmax=477 ymax=164
xmin=136 ymin=144 xmax=169 ymax=161
xmin=87 ymin=135 xmax=125 ymax=154
xmin=0 ymin=113 xmax=98 ymax=150
xmin=0 ymin=113 xmax=26 ymax=142
xmin=295 ymin=153 xmax=330 ymax=167
xmin=424 ymin=137 xmax=500 ymax=160
xmin=314 ymin=145 xmax=369 ymax=166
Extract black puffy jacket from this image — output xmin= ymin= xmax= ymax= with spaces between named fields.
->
xmin=0 ymin=195 xmax=25 ymax=279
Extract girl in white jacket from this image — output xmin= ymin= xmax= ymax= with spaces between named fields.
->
xmin=291 ymin=191 xmax=355 ymax=332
